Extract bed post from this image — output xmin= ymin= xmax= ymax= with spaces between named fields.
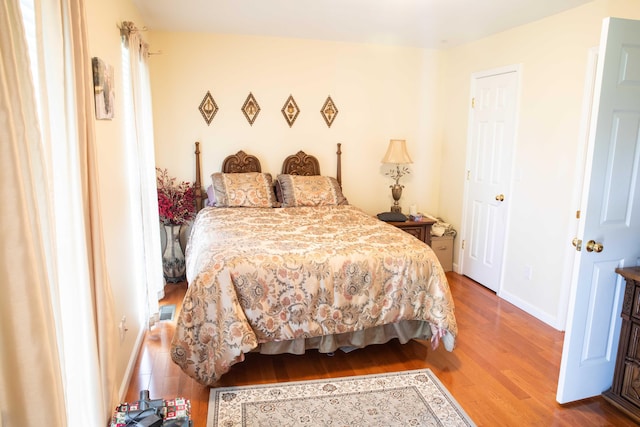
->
xmin=195 ymin=141 xmax=203 ymax=211
xmin=336 ymin=142 xmax=342 ymax=187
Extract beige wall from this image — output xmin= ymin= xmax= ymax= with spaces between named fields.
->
xmin=82 ymin=0 xmax=640 ymax=398
xmin=440 ymin=0 xmax=640 ymax=327
xmin=85 ymin=0 xmax=149 ymax=399
xmin=147 ymin=0 xmax=640 ymax=331
xmin=147 ymin=32 xmax=444 ymax=215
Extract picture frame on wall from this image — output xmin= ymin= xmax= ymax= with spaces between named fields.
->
xmin=281 ymin=95 xmax=300 ymax=127
xmin=92 ymin=57 xmax=115 ymax=120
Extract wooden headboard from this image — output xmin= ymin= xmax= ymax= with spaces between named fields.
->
xmin=222 ymin=150 xmax=262 ymax=173
xmin=281 ymin=151 xmax=321 ymax=176
xmin=193 ymin=141 xmax=342 ymax=211
xmin=281 ymin=144 xmax=341 ymax=186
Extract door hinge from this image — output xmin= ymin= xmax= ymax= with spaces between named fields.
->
xmin=461 ymin=240 xmax=465 ymax=250
xmin=576 ymin=210 xmax=581 ymax=219
xmin=471 ymin=97 xmax=475 ymax=108
xmin=466 ymin=170 xmax=471 ymax=180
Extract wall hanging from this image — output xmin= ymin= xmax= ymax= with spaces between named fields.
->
xmin=92 ymin=57 xmax=115 ymax=120
xmin=242 ymin=92 xmax=260 ymax=125
xmin=281 ymin=95 xmax=300 ymax=127
xmin=321 ymin=96 xmax=338 ymax=128
xmin=199 ymin=91 xmax=218 ymax=125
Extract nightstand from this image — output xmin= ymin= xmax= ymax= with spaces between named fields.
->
xmin=388 ymin=218 xmax=435 ymax=247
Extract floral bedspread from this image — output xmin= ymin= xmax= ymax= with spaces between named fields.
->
xmin=170 ymin=205 xmax=457 ymax=385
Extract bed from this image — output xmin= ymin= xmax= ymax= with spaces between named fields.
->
xmin=170 ymin=142 xmax=458 ymax=386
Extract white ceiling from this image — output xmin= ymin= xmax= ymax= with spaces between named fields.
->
xmin=132 ymin=0 xmax=594 ymax=49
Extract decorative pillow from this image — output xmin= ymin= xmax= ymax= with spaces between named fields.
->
xmin=206 ymin=185 xmax=216 ymax=207
xmin=211 ymin=172 xmax=277 ymax=208
xmin=277 ymin=174 xmax=348 ymax=207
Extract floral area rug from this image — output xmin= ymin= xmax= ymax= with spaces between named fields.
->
xmin=208 ymin=369 xmax=475 ymax=426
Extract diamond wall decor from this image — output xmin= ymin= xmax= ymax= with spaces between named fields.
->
xmin=321 ymin=96 xmax=338 ymax=128
xmin=242 ymin=92 xmax=261 ymax=125
xmin=199 ymin=91 xmax=218 ymax=125
xmin=281 ymin=95 xmax=300 ymax=128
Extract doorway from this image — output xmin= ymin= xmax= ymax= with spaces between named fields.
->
xmin=460 ymin=66 xmax=520 ymax=292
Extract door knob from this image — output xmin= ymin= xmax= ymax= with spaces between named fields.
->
xmin=585 ymin=240 xmax=604 ymax=253
xmin=495 ymin=194 xmax=505 ymax=202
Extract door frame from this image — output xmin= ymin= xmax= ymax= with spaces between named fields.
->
xmin=458 ymin=63 xmax=522 ymax=298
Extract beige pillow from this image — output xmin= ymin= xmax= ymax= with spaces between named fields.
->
xmin=277 ymin=174 xmax=348 ymax=207
xmin=211 ymin=172 xmax=277 ymax=208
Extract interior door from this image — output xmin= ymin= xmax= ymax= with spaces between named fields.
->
xmin=557 ymin=17 xmax=640 ymax=404
xmin=461 ymin=68 xmax=519 ymax=292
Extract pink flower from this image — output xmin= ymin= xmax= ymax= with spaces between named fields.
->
xmin=156 ymin=168 xmax=196 ymax=225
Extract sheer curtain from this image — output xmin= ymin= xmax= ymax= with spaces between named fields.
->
xmin=0 ymin=2 xmax=66 ymax=425
xmin=1 ymin=0 xmax=118 ymax=425
xmin=121 ymin=21 xmax=164 ymax=327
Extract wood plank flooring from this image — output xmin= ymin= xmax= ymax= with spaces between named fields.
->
xmin=124 ymin=272 xmax=636 ymax=426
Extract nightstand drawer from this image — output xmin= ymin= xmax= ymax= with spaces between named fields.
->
xmin=430 ymin=235 xmax=453 ymax=272
xmin=400 ymin=225 xmax=425 ymax=242
xmin=387 ymin=219 xmax=434 ymax=246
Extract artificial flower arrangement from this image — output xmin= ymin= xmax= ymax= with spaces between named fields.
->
xmin=156 ymin=168 xmax=196 ymax=225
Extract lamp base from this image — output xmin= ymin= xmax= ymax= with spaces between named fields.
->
xmin=390 ymin=183 xmax=403 ymax=214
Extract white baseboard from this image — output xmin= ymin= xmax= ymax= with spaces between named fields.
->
xmin=449 ymin=265 xmax=562 ymax=330
xmin=498 ymin=288 xmax=562 ymax=331
xmin=117 ymin=325 xmax=146 ymax=401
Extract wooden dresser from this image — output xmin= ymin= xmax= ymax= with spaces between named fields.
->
xmin=603 ymin=266 xmax=640 ymax=423
xmin=388 ymin=219 xmax=435 ymax=247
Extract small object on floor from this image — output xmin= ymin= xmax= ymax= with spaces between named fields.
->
xmin=159 ymin=304 xmax=176 ymax=321
xmin=136 ymin=414 xmax=162 ymax=427
xmin=110 ymin=390 xmax=192 ymax=427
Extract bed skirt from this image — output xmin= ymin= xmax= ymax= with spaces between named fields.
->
xmin=255 ymin=320 xmax=437 ymax=355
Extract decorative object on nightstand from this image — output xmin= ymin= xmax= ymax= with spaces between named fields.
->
xmin=377 ymin=211 xmax=408 ymax=222
xmin=382 ymin=139 xmax=413 ymax=213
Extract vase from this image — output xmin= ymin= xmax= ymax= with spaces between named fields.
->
xmin=160 ymin=222 xmax=187 ymax=283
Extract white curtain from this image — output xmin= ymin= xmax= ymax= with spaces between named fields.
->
xmin=0 ymin=1 xmax=66 ymax=425
xmin=121 ymin=22 xmax=164 ymax=327
xmin=1 ymin=0 xmax=118 ymax=425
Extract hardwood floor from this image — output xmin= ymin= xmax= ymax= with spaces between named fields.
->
xmin=124 ymin=272 xmax=636 ymax=426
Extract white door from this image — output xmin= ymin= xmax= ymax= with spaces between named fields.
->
xmin=461 ymin=67 xmax=519 ymax=292
xmin=557 ymin=17 xmax=640 ymax=404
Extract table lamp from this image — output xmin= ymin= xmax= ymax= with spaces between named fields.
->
xmin=382 ymin=139 xmax=412 ymax=213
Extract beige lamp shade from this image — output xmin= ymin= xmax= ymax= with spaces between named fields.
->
xmin=381 ymin=139 xmax=413 ymax=164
